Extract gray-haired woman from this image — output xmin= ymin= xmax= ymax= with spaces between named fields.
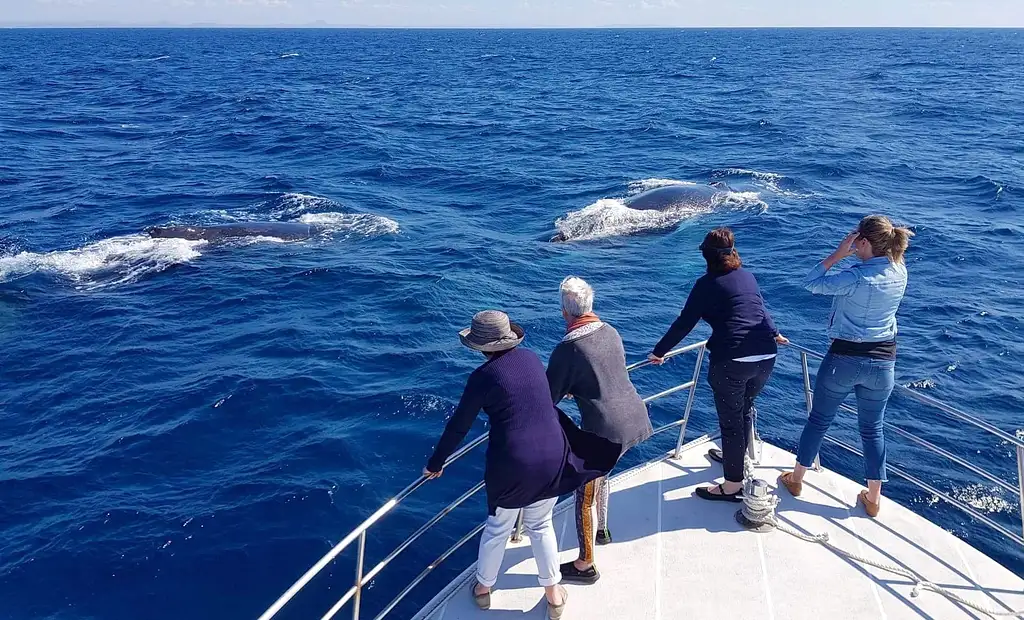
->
xmin=547 ymin=277 xmax=652 ymax=585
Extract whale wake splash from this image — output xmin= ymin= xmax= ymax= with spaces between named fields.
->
xmin=0 ymin=193 xmax=399 ymax=289
xmin=0 ymin=235 xmax=206 ymax=290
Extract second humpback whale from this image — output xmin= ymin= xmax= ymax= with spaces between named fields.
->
xmin=148 ymin=222 xmax=321 ymax=241
xmin=623 ymin=182 xmax=729 ymax=211
xmin=549 ymin=181 xmax=733 ymax=242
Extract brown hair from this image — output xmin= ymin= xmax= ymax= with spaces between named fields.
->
xmin=701 ymin=227 xmax=742 ymax=273
xmin=858 ymin=215 xmax=914 ymax=264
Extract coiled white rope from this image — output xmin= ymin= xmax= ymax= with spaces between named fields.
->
xmin=737 ymin=457 xmax=1024 ymax=618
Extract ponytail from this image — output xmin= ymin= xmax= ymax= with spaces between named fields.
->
xmin=888 ymin=226 xmax=914 ymax=264
xmin=858 ymin=215 xmax=914 ymax=264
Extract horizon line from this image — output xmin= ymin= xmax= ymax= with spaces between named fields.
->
xmin=2 ymin=24 xmax=1023 ymax=30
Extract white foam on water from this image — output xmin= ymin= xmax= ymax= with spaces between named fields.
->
xmin=299 ymin=212 xmax=400 ymax=237
xmin=183 ymin=193 xmax=399 ymax=243
xmin=627 ymin=178 xmax=697 ymax=195
xmin=252 ymin=193 xmax=400 ymax=236
xmin=712 ymin=190 xmax=766 ymax=209
xmin=229 ymin=235 xmax=294 ymax=246
xmin=280 ymin=53 xmax=300 ymax=58
xmin=713 ymin=167 xmax=811 ymax=198
xmin=211 ymin=193 xmax=346 ymax=222
xmin=950 ymin=483 xmax=1015 ymax=514
xmin=555 ymin=180 xmax=766 ymax=242
xmin=554 ymin=198 xmax=700 ymax=242
xmin=399 ymin=393 xmax=449 ymax=420
xmin=1000 ymin=430 xmax=1024 ymax=457
xmin=718 ymin=168 xmax=785 ymax=184
xmin=0 ymin=234 xmax=204 ymax=290
xmin=268 ymin=193 xmax=338 ymax=219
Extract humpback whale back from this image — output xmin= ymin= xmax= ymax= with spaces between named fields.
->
xmin=623 ymin=184 xmax=725 ymax=211
xmin=550 ymin=180 xmax=756 ymax=242
xmin=148 ymin=222 xmax=319 ymax=241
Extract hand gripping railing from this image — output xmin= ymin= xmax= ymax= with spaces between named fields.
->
xmin=788 ymin=343 xmax=1024 ymax=546
xmin=258 ymin=341 xmax=709 ymax=620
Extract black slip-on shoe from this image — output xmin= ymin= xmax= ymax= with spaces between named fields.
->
xmin=707 ymin=448 xmax=723 ymax=464
xmin=595 ymin=528 xmax=612 ymax=546
xmin=695 ymin=483 xmax=743 ymax=503
xmin=559 ymin=561 xmax=600 ymax=585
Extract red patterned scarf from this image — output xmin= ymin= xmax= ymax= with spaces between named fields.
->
xmin=566 ymin=312 xmax=601 ymax=333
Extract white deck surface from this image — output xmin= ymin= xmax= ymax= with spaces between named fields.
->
xmin=413 ymin=440 xmax=1024 ymax=620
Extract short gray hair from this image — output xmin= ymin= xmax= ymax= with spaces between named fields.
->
xmin=560 ymin=276 xmax=594 ymax=317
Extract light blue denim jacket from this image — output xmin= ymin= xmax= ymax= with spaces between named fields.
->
xmin=802 ymin=256 xmax=908 ymax=342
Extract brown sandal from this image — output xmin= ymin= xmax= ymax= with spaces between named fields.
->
xmin=859 ymin=491 xmax=881 ymax=518
xmin=778 ymin=472 xmax=803 ymax=497
xmin=471 ymin=583 xmax=491 ymax=610
xmin=547 ymin=585 xmax=568 ymax=620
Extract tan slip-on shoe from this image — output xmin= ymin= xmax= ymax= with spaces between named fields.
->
xmin=859 ymin=490 xmax=881 ymax=518
xmin=778 ymin=472 xmax=803 ymax=497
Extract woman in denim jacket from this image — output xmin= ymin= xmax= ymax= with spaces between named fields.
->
xmin=778 ymin=215 xmax=913 ymax=517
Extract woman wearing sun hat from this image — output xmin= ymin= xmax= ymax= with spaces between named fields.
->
xmin=424 ymin=310 xmax=619 ymax=619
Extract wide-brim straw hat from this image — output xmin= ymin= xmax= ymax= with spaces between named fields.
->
xmin=459 ymin=310 xmax=525 ymax=352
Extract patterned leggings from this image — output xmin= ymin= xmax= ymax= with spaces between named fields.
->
xmin=574 ymin=476 xmax=610 ymax=563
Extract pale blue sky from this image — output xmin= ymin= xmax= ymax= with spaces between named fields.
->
xmin=3 ymin=0 xmax=1023 ymax=27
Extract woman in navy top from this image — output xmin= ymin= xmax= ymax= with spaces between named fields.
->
xmin=424 ymin=310 xmax=618 ymax=617
xmin=778 ymin=215 xmax=912 ymax=517
xmin=648 ymin=228 xmax=788 ymax=502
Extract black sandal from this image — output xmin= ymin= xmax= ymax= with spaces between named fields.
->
xmin=707 ymin=448 xmax=723 ymax=464
xmin=559 ymin=561 xmax=600 ymax=585
xmin=695 ymin=483 xmax=743 ymax=503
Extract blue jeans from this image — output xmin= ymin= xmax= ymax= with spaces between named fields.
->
xmin=796 ymin=353 xmax=895 ymax=482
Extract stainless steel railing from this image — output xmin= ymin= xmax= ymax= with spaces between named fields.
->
xmin=788 ymin=343 xmax=1024 ymax=546
xmin=260 ymin=340 xmax=1024 ymax=620
xmin=257 ymin=342 xmax=708 ymax=620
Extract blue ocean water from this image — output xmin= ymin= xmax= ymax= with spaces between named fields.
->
xmin=1 ymin=28 xmax=1022 ymax=619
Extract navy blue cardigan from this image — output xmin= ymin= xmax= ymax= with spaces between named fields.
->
xmin=653 ymin=267 xmax=779 ymax=364
xmin=427 ymin=347 xmax=619 ymax=515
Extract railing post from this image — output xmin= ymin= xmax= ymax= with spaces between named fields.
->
xmin=746 ymin=406 xmax=761 ymax=464
xmin=510 ymin=509 xmax=525 ymax=543
xmin=352 ymin=531 xmax=366 ymax=620
xmin=1017 ymin=446 xmax=1024 ymax=541
xmin=800 ymin=352 xmax=821 ymax=472
xmin=673 ymin=345 xmax=706 ymax=459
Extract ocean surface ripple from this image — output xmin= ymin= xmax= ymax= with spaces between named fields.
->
xmin=1 ymin=28 xmax=1022 ymax=620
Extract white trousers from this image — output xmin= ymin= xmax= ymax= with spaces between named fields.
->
xmin=476 ymin=497 xmax=561 ymax=588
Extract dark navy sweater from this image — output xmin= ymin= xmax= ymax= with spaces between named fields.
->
xmin=653 ymin=267 xmax=779 ymax=364
xmin=427 ymin=347 xmax=619 ymax=515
